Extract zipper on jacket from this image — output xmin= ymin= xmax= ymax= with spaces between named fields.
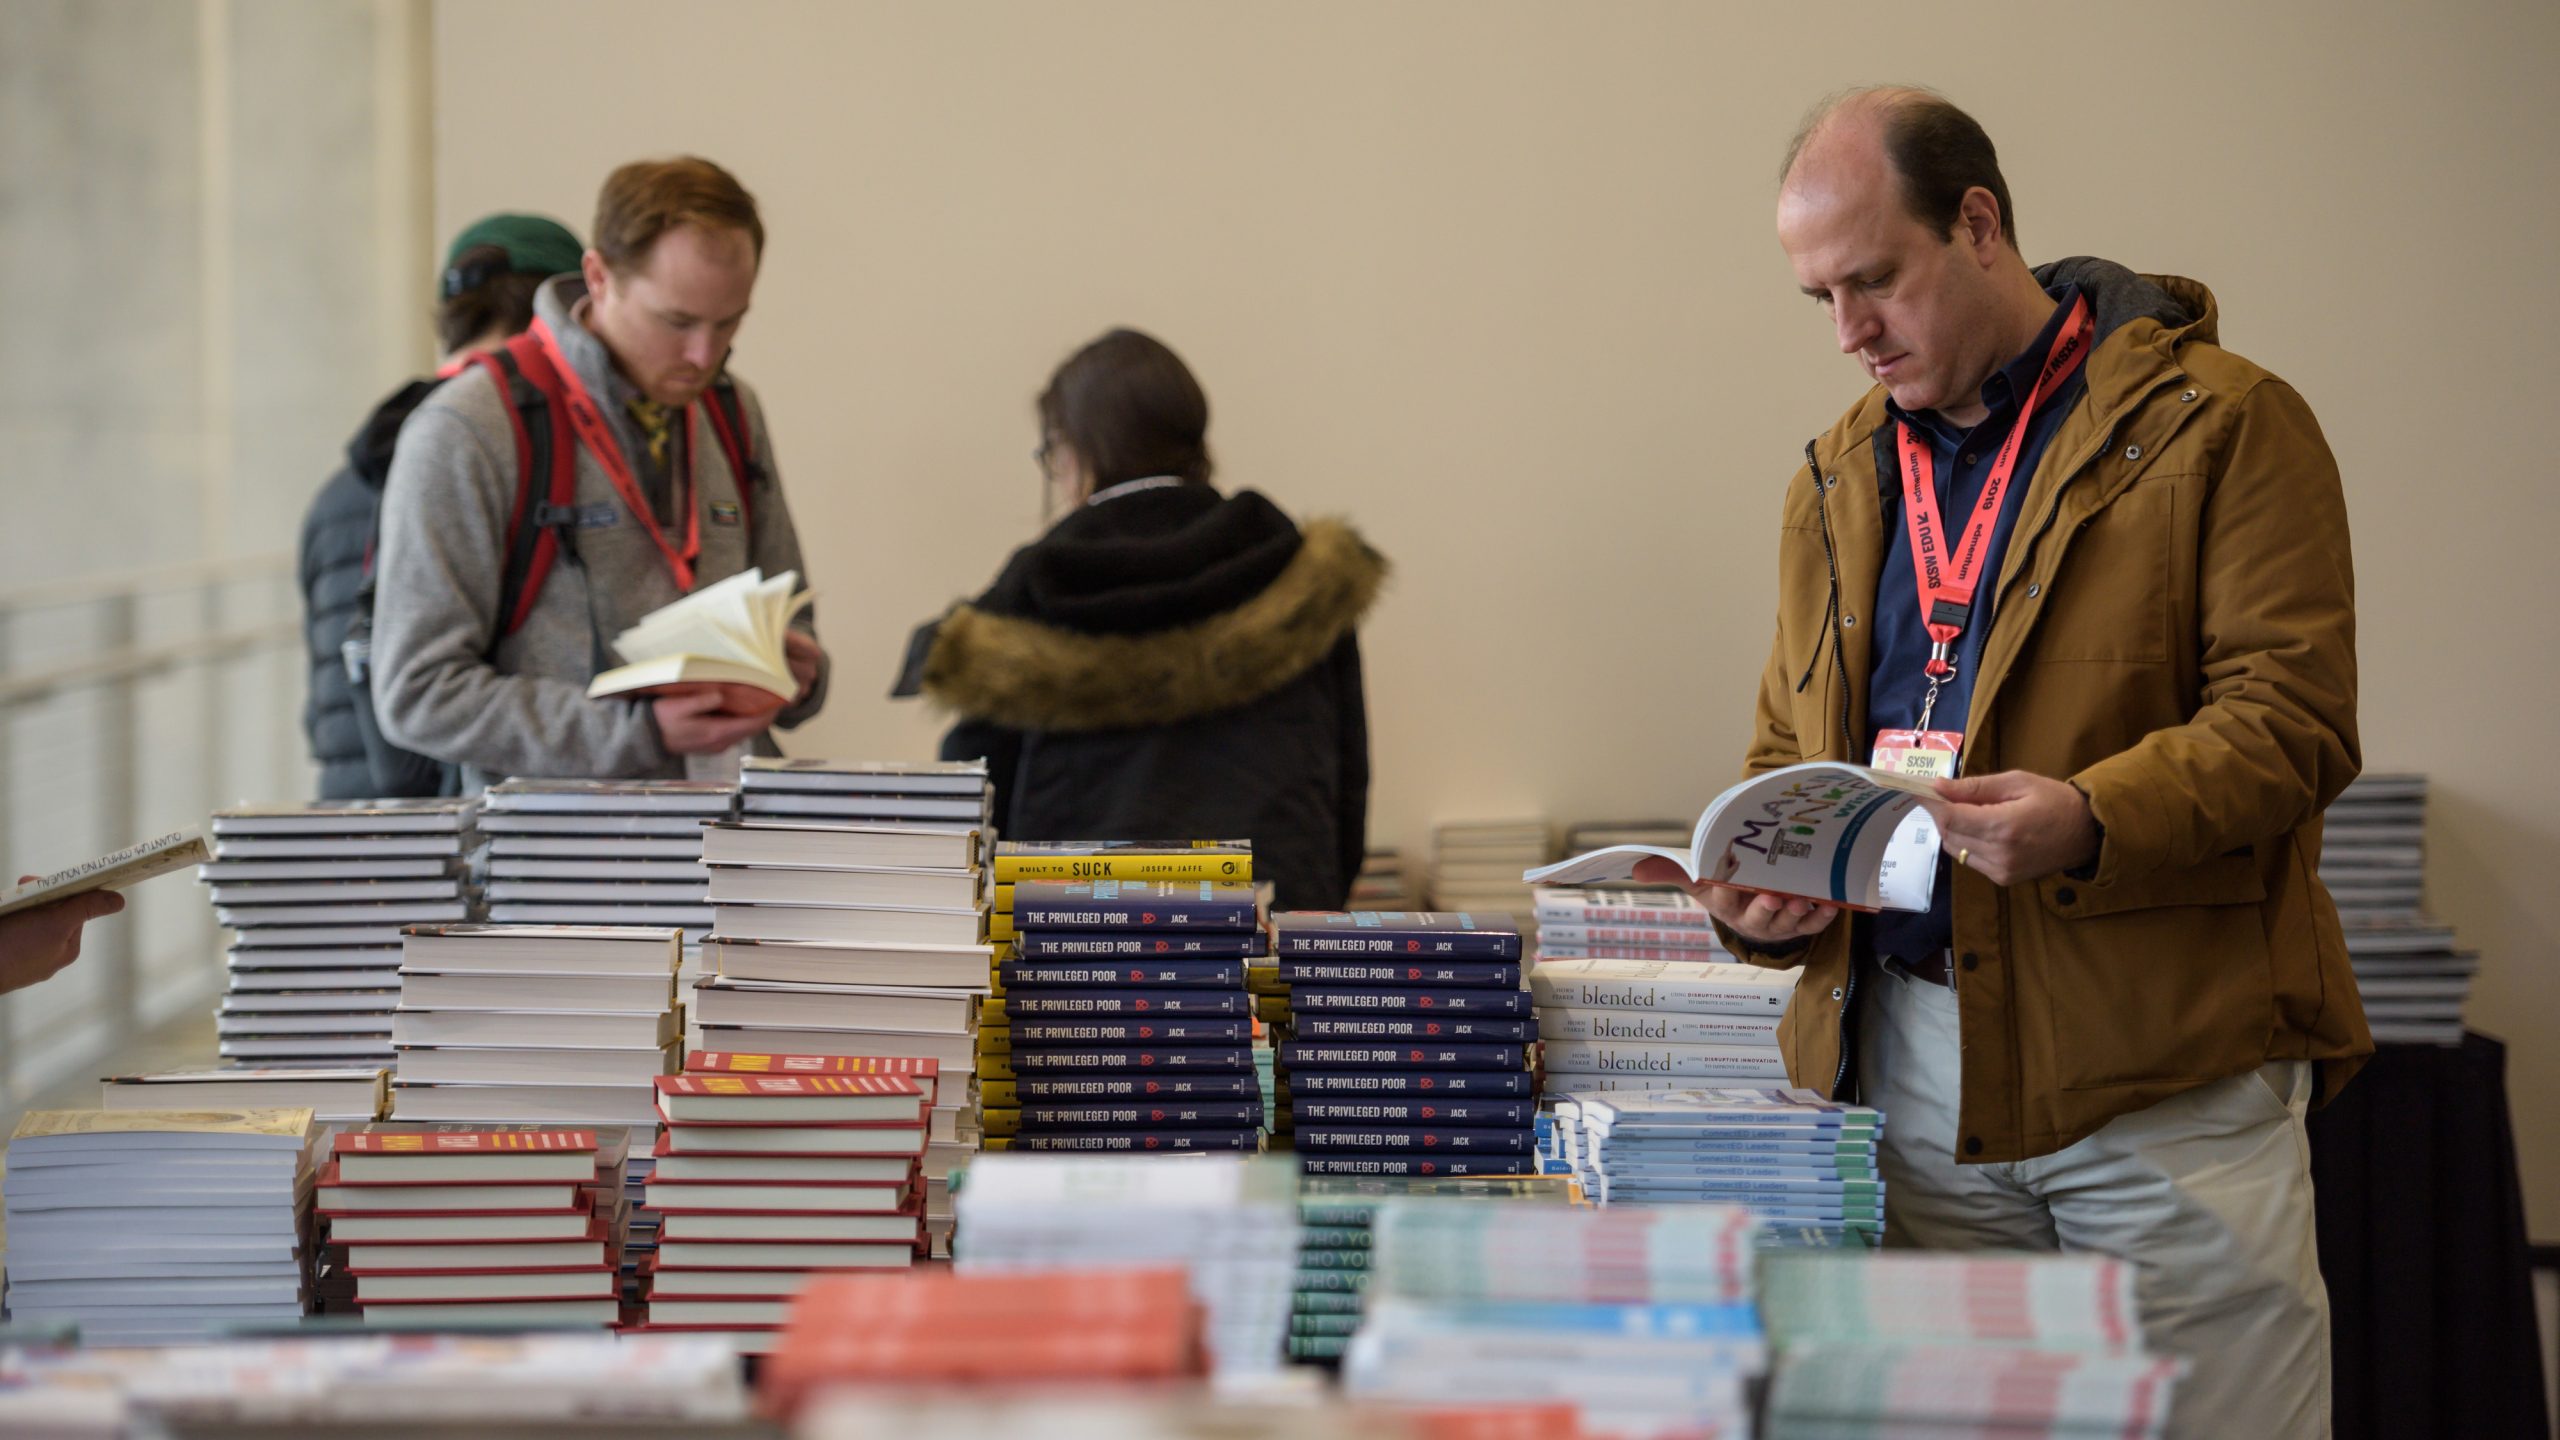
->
xmin=1830 ymin=964 xmax=1858 ymax=1099
xmin=1797 ymin=439 xmax=1853 ymax=758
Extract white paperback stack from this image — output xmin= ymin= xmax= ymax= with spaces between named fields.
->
xmin=700 ymin=769 xmax=992 ymax=1251
xmin=480 ymin=779 xmax=736 ymax=939
xmin=202 ymin=800 xmax=479 ymax=1068
xmin=953 ymin=1153 xmax=1300 ymax=1379
xmin=101 ymin=1068 xmax=388 ymax=1123
xmin=1759 ymin=1251 xmax=2185 ymax=1438
xmin=1428 ymin=818 xmax=1550 ymax=945
xmin=1342 ymin=1199 xmax=1765 ymax=1439
xmin=1 ymin=1108 xmax=316 ymax=1346
xmin=2320 ymin=773 xmax=2473 ymax=1044
xmin=1530 ymin=957 xmax=1793 ymax=1090
xmin=387 ymin=925 xmax=683 ymax=1131
xmin=1548 ymin=1087 xmax=1883 ymax=1243
xmin=1532 ymin=886 xmax=1730 ymax=964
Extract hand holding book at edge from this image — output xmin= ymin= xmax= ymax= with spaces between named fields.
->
xmin=1631 ymin=855 xmax=1839 ymax=951
xmin=1921 ymin=770 xmax=2101 ymax=888
xmin=0 ymin=875 xmax=124 ymax=997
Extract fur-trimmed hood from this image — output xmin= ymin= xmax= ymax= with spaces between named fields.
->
xmin=915 ymin=491 xmax=1386 ymax=732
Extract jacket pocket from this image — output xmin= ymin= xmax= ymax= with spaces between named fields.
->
xmin=2024 ymin=477 xmax=2176 ymax=665
xmin=2032 ymin=851 xmax=2276 ymax=1091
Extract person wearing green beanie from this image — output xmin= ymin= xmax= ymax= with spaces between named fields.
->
xmin=296 ymin=211 xmax=588 ymax=800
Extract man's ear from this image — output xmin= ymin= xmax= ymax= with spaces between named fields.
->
xmin=580 ymin=248 xmax=612 ymax=301
xmin=1957 ymin=186 xmax=2007 ymax=261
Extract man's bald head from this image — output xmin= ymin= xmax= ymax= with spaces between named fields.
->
xmin=1781 ymin=86 xmax=2019 ymax=252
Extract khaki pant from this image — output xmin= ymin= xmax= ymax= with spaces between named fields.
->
xmin=1858 ymin=960 xmax=2332 ymax=1440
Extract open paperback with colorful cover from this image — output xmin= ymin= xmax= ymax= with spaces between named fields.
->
xmin=1525 ymin=763 xmax=1941 ymax=912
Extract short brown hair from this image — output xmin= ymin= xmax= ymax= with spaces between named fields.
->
xmin=1039 ymin=330 xmax=1214 ymax=489
xmin=592 ymin=157 xmax=765 ymax=274
xmin=435 ymin=244 xmax=545 ymax=353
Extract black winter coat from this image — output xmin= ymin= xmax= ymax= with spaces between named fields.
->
xmin=902 ymin=485 xmax=1383 ymax=912
xmin=299 ymin=379 xmax=453 ymax=799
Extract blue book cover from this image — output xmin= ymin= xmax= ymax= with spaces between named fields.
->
xmin=1000 ymin=1128 xmax=1262 ymax=1153
xmin=1006 ymin=1073 xmax=1262 ymax=1101
xmin=1288 ymin=986 xmax=1534 ymax=1018
xmin=1413 ymin=1301 xmax=1761 ymax=1338
xmin=1277 ymin=959 xmax=1522 ymax=989
xmin=1289 ymin=1098 xmax=1535 ymax=1127
xmin=1011 ymin=879 xmax=1258 ymax=931
xmin=1294 ymin=1126 xmax=1537 ymax=1155
xmin=1299 ymin=1152 xmax=1540 ymax=1178
xmin=1272 ymin=911 xmax=1521 ymax=960
xmin=1013 ymin=1100 xmax=1263 ymax=1131
xmin=1004 ymin=1044 xmax=1255 ymax=1074
xmin=1292 ymin=1015 xmax=1536 ymax=1043
xmin=1592 ymin=1135 xmax=1881 ymax=1157
xmin=1278 ymin=1040 xmax=1524 ymax=1072
xmin=998 ymin=958 xmax=1245 ymax=989
xmin=998 ymin=988 xmax=1247 ymax=1018
xmin=1014 ymin=929 xmax=1267 ymax=959
xmin=1008 ymin=1018 xmax=1252 ymax=1046
xmin=1284 ymin=1069 xmax=1536 ymax=1098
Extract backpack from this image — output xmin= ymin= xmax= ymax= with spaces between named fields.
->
xmin=335 ymin=338 xmax=765 ymax=795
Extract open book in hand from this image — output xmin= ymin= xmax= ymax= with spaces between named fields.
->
xmin=586 ymin=567 xmax=814 ymax=708
xmin=1524 ymin=763 xmax=1943 ymax=912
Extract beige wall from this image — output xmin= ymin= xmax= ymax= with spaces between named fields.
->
xmin=432 ymin=0 xmax=2560 ymax=1233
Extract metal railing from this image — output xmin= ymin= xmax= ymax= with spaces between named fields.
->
xmin=0 ymin=554 xmax=303 ymax=1117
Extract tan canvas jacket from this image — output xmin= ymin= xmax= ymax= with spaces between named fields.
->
xmin=1723 ymin=262 xmax=2373 ymax=1163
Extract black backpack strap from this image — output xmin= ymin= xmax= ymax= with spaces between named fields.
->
xmin=703 ymin=376 xmax=763 ymax=542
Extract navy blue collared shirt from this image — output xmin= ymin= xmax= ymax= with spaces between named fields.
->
xmin=1867 ymin=284 xmax=2089 ymax=964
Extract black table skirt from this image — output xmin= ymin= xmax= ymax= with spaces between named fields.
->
xmin=2308 ymin=1032 xmax=2550 ymax=1439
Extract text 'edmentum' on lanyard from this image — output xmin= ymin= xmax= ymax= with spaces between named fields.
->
xmin=531 ymin=316 xmax=704 ymax=592
xmin=1892 ymin=293 xmax=2093 ymax=733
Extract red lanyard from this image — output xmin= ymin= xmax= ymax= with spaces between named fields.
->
xmin=530 ymin=316 xmax=702 ymax=591
xmin=1893 ymin=293 xmax=2093 ymax=727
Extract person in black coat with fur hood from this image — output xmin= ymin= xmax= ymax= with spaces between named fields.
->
xmin=895 ymin=329 xmax=1383 ymax=912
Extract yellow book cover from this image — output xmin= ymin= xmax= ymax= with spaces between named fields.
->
xmin=989 ymin=846 xmax=1254 ymax=884
xmin=1246 ymin=968 xmax=1291 ymax=997
xmin=12 ymin=1106 xmax=314 ymax=1141
xmin=989 ymin=914 xmax=1017 ymax=943
xmin=978 ymin=1031 xmax=1012 ymax=1057
xmin=980 ymin=1081 xmax=1017 ymax=1108
xmin=1255 ymin=996 xmax=1293 ymax=1024
xmin=984 ymin=1136 xmax=1015 ymax=1151
xmin=979 ymin=1108 xmax=1021 ymax=1138
xmin=978 ymin=1054 xmax=1016 ymax=1082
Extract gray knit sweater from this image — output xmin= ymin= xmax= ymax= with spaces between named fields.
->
xmin=370 ymin=276 xmax=828 ymax=789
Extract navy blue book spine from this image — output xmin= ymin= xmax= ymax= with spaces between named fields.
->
xmin=1014 ymin=1100 xmax=1263 ymax=1130
xmin=1278 ymin=1041 xmax=1524 ymax=1071
xmin=1282 ymin=1069 xmax=1536 ymax=1098
xmin=1014 ymin=930 xmax=1267 ymax=959
xmin=1004 ymin=1045 xmax=1256 ymax=1074
xmin=1293 ymin=1126 xmax=1538 ymax=1155
xmin=998 ymin=959 xmax=1245 ymax=989
xmin=1292 ymin=1015 xmax=1536 ymax=1043
xmin=1273 ymin=919 xmax=1522 ymax=960
xmin=1276 ymin=960 xmax=1521 ymax=989
xmin=1287 ymin=987 xmax=1535 ymax=1018
xmin=1010 ymin=880 xmax=1257 ymax=930
xmin=1288 ymin=1098 xmax=1536 ymax=1126
xmin=1005 ymin=1073 xmax=1261 ymax=1101
xmin=998 ymin=988 xmax=1248 ymax=1018
xmin=1008 ymin=1018 xmax=1252 ymax=1045
xmin=1002 ymin=1129 xmax=1262 ymax=1153
xmin=1298 ymin=1153 xmax=1540 ymax=1177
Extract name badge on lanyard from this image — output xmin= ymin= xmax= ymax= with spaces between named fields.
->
xmin=1869 ymin=293 xmax=2093 ymax=782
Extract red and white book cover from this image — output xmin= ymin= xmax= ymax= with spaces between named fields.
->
xmin=336 ymin=1128 xmax=597 ymax=1154
xmin=655 ymin=1072 xmax=927 ymax=1125
xmin=656 ymin=1122 xmax=927 ymax=1154
xmin=688 ymin=1051 xmax=941 ymax=1100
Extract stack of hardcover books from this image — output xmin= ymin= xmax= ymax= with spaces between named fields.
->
xmin=2320 ymin=773 xmax=2472 ymax=1044
xmin=1530 ymin=886 xmax=1729 ymax=964
xmin=953 ymin=1153 xmax=1299 ymax=1378
xmin=1342 ymin=1198 xmax=1765 ymax=1438
xmin=1759 ymin=1251 xmax=2185 ymax=1437
xmin=1275 ymin=912 xmax=1539 ymax=1178
xmin=318 ymin=1125 xmax=620 ymax=1328
xmin=1529 ymin=957 xmax=1792 ymax=1090
xmin=697 ymin=809 xmax=990 ymax=1252
xmin=980 ymin=841 xmax=1255 ymax=1140
xmin=1426 ymin=820 xmax=1550 ymax=942
xmin=987 ymin=877 xmax=1268 ymax=1156
xmin=635 ymin=1054 xmax=928 ymax=1349
xmin=1286 ymin=1173 xmax=1581 ymax=1368
xmin=764 ymin=1268 xmax=1205 ymax=1414
xmin=1545 ymin=1087 xmax=1883 ymax=1242
xmin=737 ymin=755 xmax=992 ymax=828
xmin=100 ymin=1067 xmax=388 ymax=1122
xmin=479 ymin=779 xmax=736 ymax=936
xmin=1 ymin=1108 xmax=317 ymax=1346
xmin=386 ymin=925 xmax=682 ymax=1130
xmin=202 ymin=799 xmax=479 ymax=1068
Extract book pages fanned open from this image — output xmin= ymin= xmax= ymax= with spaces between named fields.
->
xmin=1524 ymin=763 xmax=1941 ymax=912
xmin=587 ymin=567 xmax=814 ymax=702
